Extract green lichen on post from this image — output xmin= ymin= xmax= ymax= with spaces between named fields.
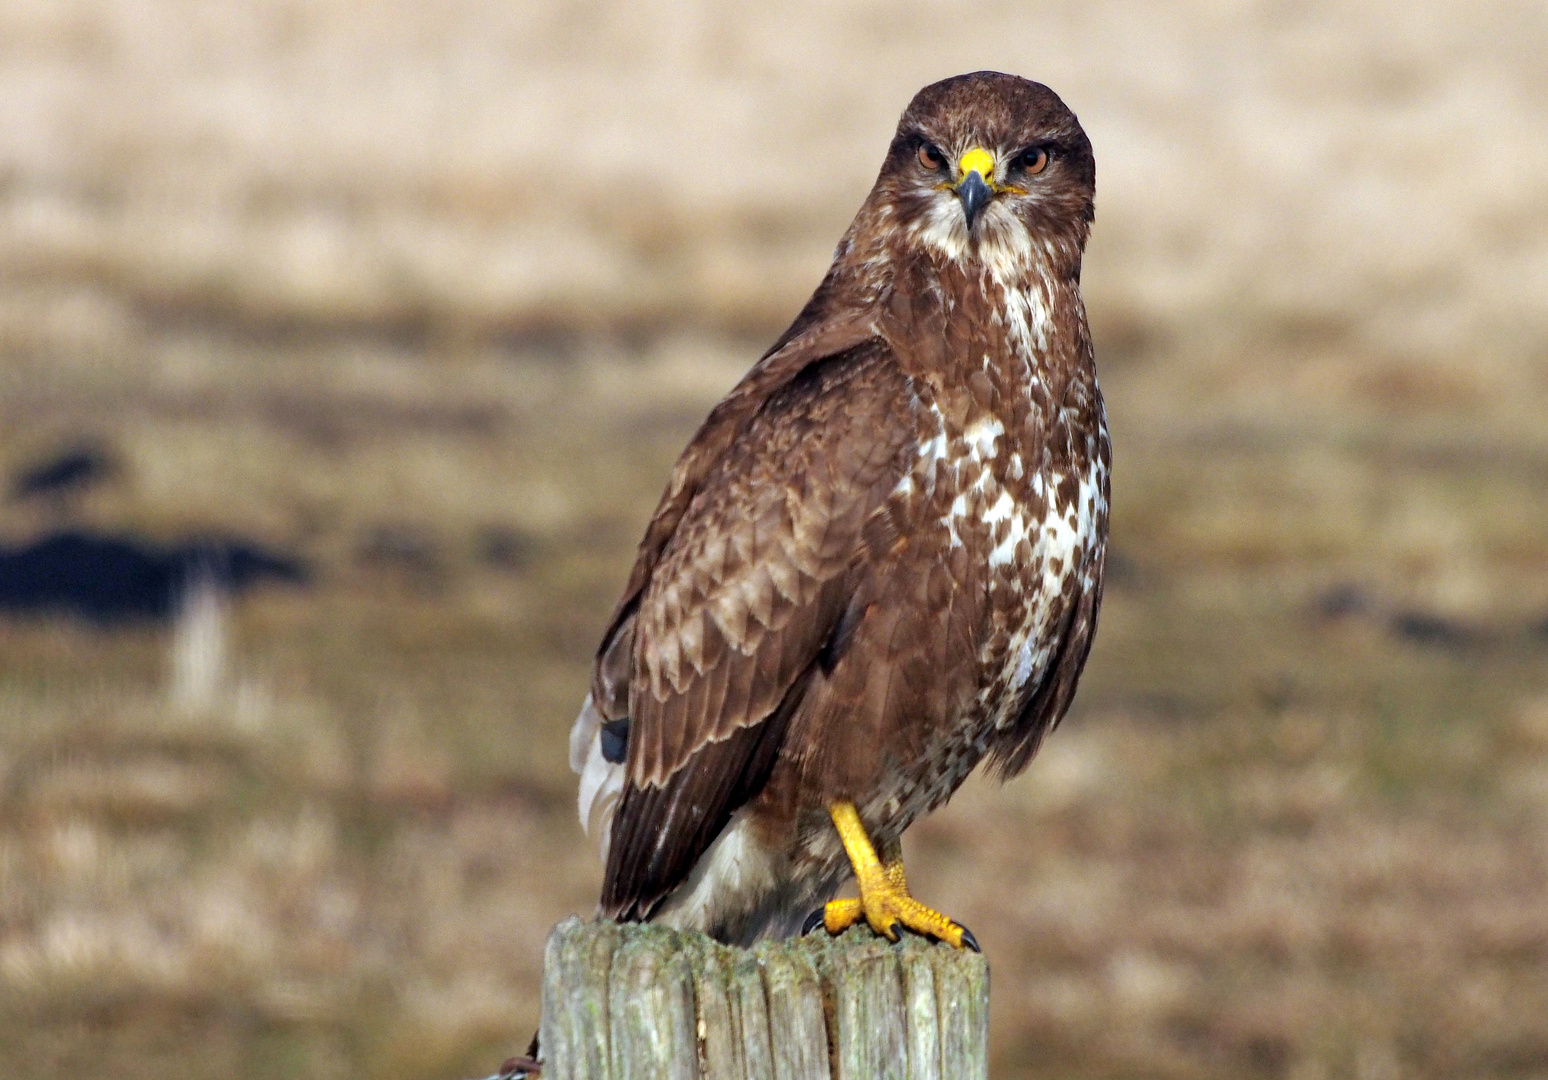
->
xmin=752 ymin=932 xmax=827 ymax=1080
xmin=537 ymin=919 xmax=988 ymax=1080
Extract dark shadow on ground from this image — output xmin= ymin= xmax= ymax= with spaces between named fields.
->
xmin=8 ymin=444 xmax=120 ymax=503
xmin=0 ymin=530 xmax=308 ymax=623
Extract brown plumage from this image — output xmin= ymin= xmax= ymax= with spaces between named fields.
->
xmin=570 ymin=71 xmax=1109 ymax=947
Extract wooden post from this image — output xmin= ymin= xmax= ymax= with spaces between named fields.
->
xmin=538 ymin=917 xmax=989 ymax=1080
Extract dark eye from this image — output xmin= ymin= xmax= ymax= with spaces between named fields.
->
xmin=916 ymin=142 xmax=946 ymax=171
xmin=1017 ymin=146 xmax=1050 ymax=175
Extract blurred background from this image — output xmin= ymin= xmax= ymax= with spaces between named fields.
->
xmin=2 ymin=2 xmax=1547 ymax=1078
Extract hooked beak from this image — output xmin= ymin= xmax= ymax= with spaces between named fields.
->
xmin=953 ymin=147 xmax=997 ymax=231
xmin=955 ymin=171 xmax=992 ymax=231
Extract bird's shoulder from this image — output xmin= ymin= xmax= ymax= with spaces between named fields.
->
xmin=605 ymin=321 xmax=927 ymax=786
xmin=594 ymin=306 xmax=875 ymax=637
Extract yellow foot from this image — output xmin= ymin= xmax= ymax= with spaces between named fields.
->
xmin=801 ymin=802 xmax=979 ymax=951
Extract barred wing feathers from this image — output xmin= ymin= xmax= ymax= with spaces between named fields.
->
xmin=597 ymin=336 xmax=917 ymax=920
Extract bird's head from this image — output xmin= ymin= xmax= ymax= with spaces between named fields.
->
xmin=861 ymin=72 xmax=1095 ymax=276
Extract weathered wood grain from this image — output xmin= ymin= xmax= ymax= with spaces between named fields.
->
xmin=536 ymin=919 xmax=989 ymax=1080
xmin=755 ymin=932 xmax=828 ymax=1080
xmin=608 ymin=927 xmax=698 ymax=1080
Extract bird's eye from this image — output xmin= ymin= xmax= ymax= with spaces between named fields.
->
xmin=1017 ymin=146 xmax=1050 ymax=175
xmin=917 ymin=143 xmax=946 ymax=171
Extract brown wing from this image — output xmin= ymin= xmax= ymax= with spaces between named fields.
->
xmin=598 ymin=338 xmax=917 ymax=920
xmin=590 ymin=306 xmax=878 ymax=672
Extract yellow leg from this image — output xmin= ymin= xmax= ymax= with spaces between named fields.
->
xmin=813 ymin=801 xmax=978 ymax=950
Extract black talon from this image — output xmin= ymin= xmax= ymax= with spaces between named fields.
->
xmin=959 ymin=926 xmax=981 ymax=953
xmin=801 ymin=908 xmax=827 ymax=936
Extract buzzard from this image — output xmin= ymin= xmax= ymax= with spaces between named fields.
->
xmin=570 ymin=71 xmax=1108 ymax=951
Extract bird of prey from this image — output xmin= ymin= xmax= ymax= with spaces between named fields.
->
xmin=571 ymin=71 xmax=1109 ymax=951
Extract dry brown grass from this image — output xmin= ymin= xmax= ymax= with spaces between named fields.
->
xmin=3 ymin=2 xmax=1548 ymax=1079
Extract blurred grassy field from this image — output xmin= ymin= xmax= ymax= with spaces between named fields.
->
xmin=3 ymin=3 xmax=1548 ymax=1080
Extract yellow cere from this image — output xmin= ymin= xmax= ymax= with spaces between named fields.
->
xmin=957 ymin=147 xmax=996 ymax=182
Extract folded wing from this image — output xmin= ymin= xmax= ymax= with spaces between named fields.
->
xmin=593 ymin=334 xmax=918 ymax=920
